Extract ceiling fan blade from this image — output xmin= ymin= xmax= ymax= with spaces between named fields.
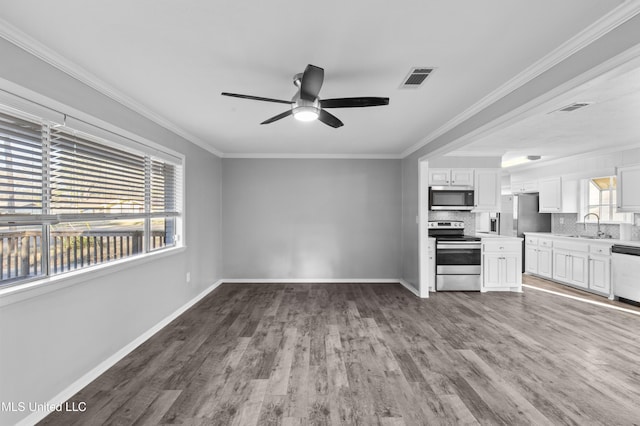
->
xmin=318 ymin=110 xmax=344 ymax=128
xmin=260 ymin=109 xmax=293 ymax=125
xmin=221 ymin=92 xmax=292 ymax=104
xmin=300 ymin=64 xmax=324 ymax=101
xmin=320 ymin=97 xmax=390 ymax=108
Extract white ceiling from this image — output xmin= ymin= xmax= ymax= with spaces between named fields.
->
xmin=0 ymin=0 xmax=634 ymax=157
xmin=449 ymin=49 xmax=640 ymax=164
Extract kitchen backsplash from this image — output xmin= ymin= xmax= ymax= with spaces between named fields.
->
xmin=551 ymin=213 xmax=640 ymax=241
xmin=429 ymin=211 xmax=476 ymax=234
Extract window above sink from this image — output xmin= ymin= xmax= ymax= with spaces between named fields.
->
xmin=580 ymin=175 xmax=633 ymax=224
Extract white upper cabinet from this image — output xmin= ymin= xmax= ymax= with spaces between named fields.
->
xmin=511 ymin=179 xmax=538 ymax=194
xmin=473 ymin=169 xmax=501 ymax=212
xmin=450 ymin=169 xmax=474 ymax=186
xmin=617 ymin=164 xmax=640 ymax=211
xmin=429 ymin=168 xmax=474 ymax=186
xmin=538 ymin=177 xmax=578 ymax=213
xmin=539 ymin=177 xmax=562 ymax=212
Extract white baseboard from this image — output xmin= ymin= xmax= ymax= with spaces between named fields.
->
xmin=220 ymin=278 xmax=404 ymax=284
xmin=16 ymin=279 xmax=224 ymax=426
xmin=221 ymin=278 xmax=424 ymax=297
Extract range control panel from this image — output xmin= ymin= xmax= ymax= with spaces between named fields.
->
xmin=427 ymin=221 xmax=464 ymax=229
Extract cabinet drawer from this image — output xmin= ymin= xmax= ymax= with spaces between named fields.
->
xmin=525 ymin=237 xmax=538 ymax=246
xmin=539 ymin=238 xmax=553 ymax=248
xmin=483 ymin=241 xmax=521 ymax=253
xmin=589 ymin=244 xmax=611 ymax=255
xmin=554 ymin=240 xmax=588 ymax=252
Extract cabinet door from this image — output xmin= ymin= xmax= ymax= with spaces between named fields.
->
xmin=617 ymin=164 xmax=640 ymax=212
xmin=539 ymin=177 xmax=562 ymax=212
xmin=589 ymin=255 xmax=611 ymax=295
xmin=451 ymin=169 xmax=474 ymax=186
xmin=525 ymin=246 xmax=538 ymax=274
xmin=537 ymin=247 xmax=552 ymax=278
xmin=569 ymin=253 xmax=588 ymax=289
xmin=502 ymin=255 xmax=521 ymax=286
xmin=429 ymin=169 xmax=451 ymax=186
xmin=483 ymin=255 xmax=502 ymax=288
xmin=553 ymin=250 xmax=570 ymax=282
xmin=474 ymin=169 xmax=500 ymax=212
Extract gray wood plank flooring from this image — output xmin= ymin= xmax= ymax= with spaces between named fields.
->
xmin=39 ymin=282 xmax=640 ymax=425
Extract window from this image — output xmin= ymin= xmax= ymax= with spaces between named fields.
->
xmin=582 ymin=175 xmax=632 ymax=223
xmin=0 ymin=107 xmax=182 ymax=286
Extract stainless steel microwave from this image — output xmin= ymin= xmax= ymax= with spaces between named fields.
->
xmin=429 ymin=186 xmax=475 ymax=211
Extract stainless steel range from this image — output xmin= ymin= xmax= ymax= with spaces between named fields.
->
xmin=428 ymin=221 xmax=482 ymax=291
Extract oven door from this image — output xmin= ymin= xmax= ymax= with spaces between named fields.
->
xmin=436 ymin=242 xmax=481 ymax=275
xmin=429 ymin=187 xmax=475 ymax=211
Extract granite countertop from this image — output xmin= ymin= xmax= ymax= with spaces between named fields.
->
xmin=524 ymin=232 xmax=640 ymax=247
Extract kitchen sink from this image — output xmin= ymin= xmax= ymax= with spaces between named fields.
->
xmin=558 ymin=234 xmax=609 ymax=239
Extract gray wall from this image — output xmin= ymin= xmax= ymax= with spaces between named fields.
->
xmin=0 ymin=38 xmax=223 ymax=426
xmin=222 ymin=158 xmax=402 ymax=279
xmin=400 ymin=14 xmax=640 ymax=289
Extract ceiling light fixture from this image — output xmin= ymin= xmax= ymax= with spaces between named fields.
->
xmin=501 ymin=155 xmax=542 ymax=168
xmin=292 ymin=98 xmax=320 ymax=122
xmin=293 ymin=106 xmax=319 ymax=122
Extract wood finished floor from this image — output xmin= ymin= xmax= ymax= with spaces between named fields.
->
xmin=40 ymin=282 xmax=640 ymax=425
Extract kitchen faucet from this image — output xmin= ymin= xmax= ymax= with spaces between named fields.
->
xmin=583 ymin=213 xmax=604 ymax=238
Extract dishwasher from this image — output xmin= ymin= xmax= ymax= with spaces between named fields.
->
xmin=612 ymin=245 xmax=640 ymax=304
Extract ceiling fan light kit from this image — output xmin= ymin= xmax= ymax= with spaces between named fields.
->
xmin=292 ymin=98 xmax=320 ymax=122
xmin=222 ymin=64 xmax=389 ymax=128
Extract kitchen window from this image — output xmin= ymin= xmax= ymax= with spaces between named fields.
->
xmin=582 ymin=176 xmax=632 ymax=223
xmin=0 ymin=106 xmax=183 ymax=287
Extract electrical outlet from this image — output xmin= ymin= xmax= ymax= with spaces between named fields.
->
xmin=186 ymin=272 xmax=191 ymax=284
xmin=416 ymin=215 xmax=419 ymax=224
xmin=559 ymin=217 xmax=564 ymax=224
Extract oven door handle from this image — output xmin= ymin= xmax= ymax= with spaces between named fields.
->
xmin=437 ymin=243 xmax=481 ymax=250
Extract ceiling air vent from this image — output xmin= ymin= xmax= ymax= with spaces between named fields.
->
xmin=555 ymin=102 xmax=593 ymax=112
xmin=401 ymin=67 xmax=435 ymax=88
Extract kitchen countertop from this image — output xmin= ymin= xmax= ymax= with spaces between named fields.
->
xmin=475 ymin=232 xmax=523 ymax=241
xmin=524 ymin=232 xmax=640 ymax=247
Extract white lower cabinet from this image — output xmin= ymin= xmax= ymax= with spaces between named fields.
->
xmin=588 ymin=254 xmax=611 ymax=295
xmin=525 ymin=237 xmax=553 ymax=279
xmin=525 ymin=233 xmax=613 ymax=298
xmin=537 ymin=247 xmax=553 ymax=278
xmin=482 ymin=240 xmax=522 ymax=292
xmin=552 ymin=247 xmax=588 ymax=289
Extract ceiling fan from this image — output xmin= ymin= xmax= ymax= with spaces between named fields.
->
xmin=221 ymin=64 xmax=389 ymax=128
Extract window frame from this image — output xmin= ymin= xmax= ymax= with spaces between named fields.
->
xmin=580 ymin=175 xmax=633 ymax=224
xmin=0 ymin=103 xmax=185 ymax=290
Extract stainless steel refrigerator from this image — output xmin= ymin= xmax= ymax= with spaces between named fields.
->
xmin=499 ymin=193 xmax=551 ymax=270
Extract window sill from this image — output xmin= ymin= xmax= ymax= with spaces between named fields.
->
xmin=0 ymin=245 xmax=186 ymax=307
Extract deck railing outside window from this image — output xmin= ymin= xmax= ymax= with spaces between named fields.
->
xmin=0 ymin=106 xmax=183 ymax=287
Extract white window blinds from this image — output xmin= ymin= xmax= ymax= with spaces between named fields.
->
xmin=50 ymin=128 xmax=146 ymax=215
xmin=0 ymin=111 xmax=43 ymax=214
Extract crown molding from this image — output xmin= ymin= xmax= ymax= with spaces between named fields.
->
xmin=221 ymin=152 xmax=402 ymax=159
xmin=0 ymin=18 xmax=224 ymax=158
xmin=2 ymin=2 xmax=639 ymax=162
xmin=401 ymin=1 xmax=640 ymax=159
